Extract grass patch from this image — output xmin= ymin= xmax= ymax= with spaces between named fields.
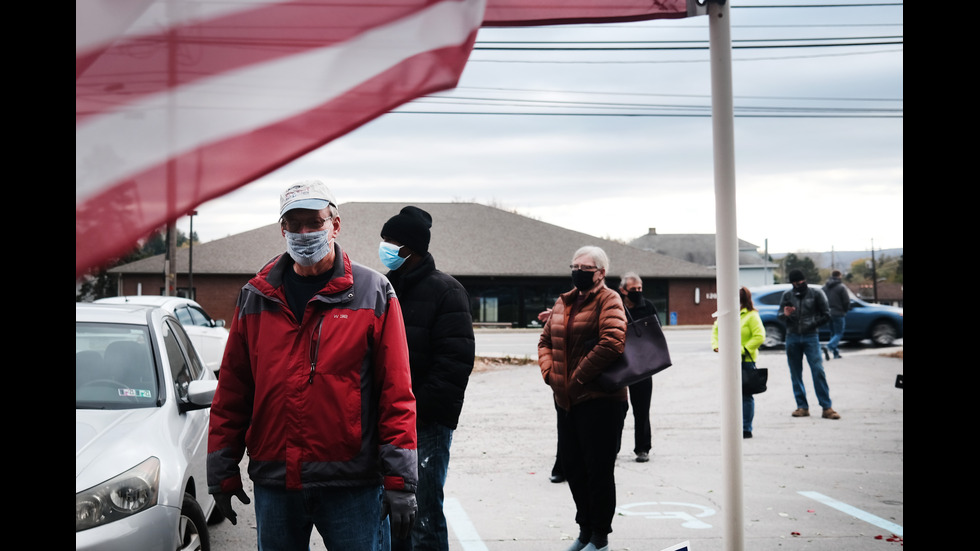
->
xmin=473 ymin=355 xmax=537 ymax=372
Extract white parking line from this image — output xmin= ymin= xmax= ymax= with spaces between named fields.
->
xmin=799 ymin=491 xmax=903 ymax=537
xmin=445 ymin=497 xmax=489 ymax=551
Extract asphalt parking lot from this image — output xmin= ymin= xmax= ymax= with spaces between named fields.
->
xmin=208 ymin=329 xmax=903 ymax=551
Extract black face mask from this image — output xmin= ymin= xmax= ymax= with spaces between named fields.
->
xmin=571 ymin=270 xmax=596 ymax=292
xmin=793 ymin=283 xmax=808 ymax=297
xmin=627 ymin=290 xmax=643 ymax=305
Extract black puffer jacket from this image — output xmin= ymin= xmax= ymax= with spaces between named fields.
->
xmin=387 ymin=253 xmax=475 ymax=430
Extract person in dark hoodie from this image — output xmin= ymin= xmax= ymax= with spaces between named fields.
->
xmin=822 ymin=270 xmax=850 ymax=360
xmin=379 ymin=206 xmax=476 ymax=551
xmin=778 ymin=269 xmax=840 ymax=420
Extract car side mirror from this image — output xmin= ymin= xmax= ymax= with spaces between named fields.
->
xmin=180 ymin=379 xmax=218 ymax=413
xmin=213 ymin=319 xmax=226 ymax=328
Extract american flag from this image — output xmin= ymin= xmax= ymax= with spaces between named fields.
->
xmin=76 ymin=0 xmax=696 ymax=278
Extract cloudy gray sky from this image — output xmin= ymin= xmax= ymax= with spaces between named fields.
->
xmin=178 ymin=2 xmax=903 ymax=255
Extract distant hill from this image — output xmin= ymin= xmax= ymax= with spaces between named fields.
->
xmin=768 ymin=248 xmax=903 ymax=271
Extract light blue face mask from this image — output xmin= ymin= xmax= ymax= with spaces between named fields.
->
xmin=379 ymin=241 xmax=409 ymax=270
xmin=285 ymin=229 xmax=332 ymax=266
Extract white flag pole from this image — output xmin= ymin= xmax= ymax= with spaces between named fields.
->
xmin=708 ymin=1 xmax=745 ymax=550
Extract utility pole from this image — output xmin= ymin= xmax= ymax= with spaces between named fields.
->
xmin=189 ymin=211 xmax=197 ymax=300
xmin=165 ymin=222 xmax=177 ymax=296
xmin=764 ymin=239 xmax=770 ymax=284
xmin=870 ymin=239 xmax=878 ymax=304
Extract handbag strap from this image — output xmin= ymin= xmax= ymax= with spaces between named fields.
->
xmin=622 ymin=303 xmax=644 ymax=337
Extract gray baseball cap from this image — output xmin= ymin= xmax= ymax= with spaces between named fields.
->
xmin=279 ymin=180 xmax=337 ymax=217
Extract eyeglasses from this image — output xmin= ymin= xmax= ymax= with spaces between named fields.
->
xmin=282 ymin=217 xmax=330 ymax=233
xmin=570 ymin=264 xmax=598 ymax=272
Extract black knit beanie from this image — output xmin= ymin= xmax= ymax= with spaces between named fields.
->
xmin=381 ymin=206 xmax=432 ymax=255
xmin=788 ymin=269 xmax=806 ymax=283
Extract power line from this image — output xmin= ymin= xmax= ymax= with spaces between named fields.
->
xmin=482 ymin=87 xmax=891 ymax=101
xmin=468 ymin=48 xmax=902 ymax=64
xmin=447 ymin=86 xmax=902 ymax=103
xmin=474 ymin=39 xmax=902 ymax=51
xmin=391 ymin=111 xmax=901 ymax=118
xmin=476 ymin=36 xmax=902 ymax=45
xmin=733 ymin=3 xmax=902 ymax=7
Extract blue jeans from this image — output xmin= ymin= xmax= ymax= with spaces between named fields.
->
xmin=741 ymin=361 xmax=756 ymax=433
xmin=743 ymin=394 xmax=754 ymax=433
xmin=389 ymin=421 xmax=454 ymax=551
xmin=827 ymin=315 xmax=846 ymax=357
xmin=785 ymin=332 xmax=833 ymax=410
xmin=253 ymin=483 xmax=385 ymax=551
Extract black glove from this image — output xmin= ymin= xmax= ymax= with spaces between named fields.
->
xmin=383 ymin=490 xmax=418 ymax=540
xmin=213 ymin=488 xmax=251 ymax=526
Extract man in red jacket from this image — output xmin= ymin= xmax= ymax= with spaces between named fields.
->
xmin=208 ymin=180 xmax=418 ymax=551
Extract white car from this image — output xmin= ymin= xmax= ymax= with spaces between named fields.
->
xmin=96 ymin=296 xmax=229 ymax=374
xmin=76 ymin=302 xmax=220 ymax=551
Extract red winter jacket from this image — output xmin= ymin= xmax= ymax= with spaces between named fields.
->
xmin=208 ymin=247 xmax=417 ymax=494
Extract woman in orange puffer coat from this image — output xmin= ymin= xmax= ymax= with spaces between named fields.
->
xmin=539 ymin=245 xmax=627 ymax=551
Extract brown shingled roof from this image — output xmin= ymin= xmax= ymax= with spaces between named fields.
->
xmin=110 ymin=202 xmax=716 ymax=279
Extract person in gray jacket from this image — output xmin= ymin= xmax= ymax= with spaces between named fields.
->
xmin=778 ymin=269 xmax=840 ymax=420
xmin=822 ymin=270 xmax=850 ymax=359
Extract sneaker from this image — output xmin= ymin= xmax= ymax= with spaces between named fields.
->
xmin=822 ymin=408 xmax=841 ymax=420
xmin=833 ymin=352 xmax=842 ymax=359
xmin=743 ymin=431 xmax=752 ymax=439
xmin=791 ymin=408 xmax=810 ymax=417
xmin=635 ymin=452 xmax=650 ymax=463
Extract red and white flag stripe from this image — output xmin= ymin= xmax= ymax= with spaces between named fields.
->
xmin=483 ymin=0 xmax=691 ymax=26
xmin=76 ymin=0 xmax=486 ymax=277
xmin=76 ymin=0 xmax=695 ymax=278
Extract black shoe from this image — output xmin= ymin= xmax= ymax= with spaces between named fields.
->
xmin=823 ymin=347 xmax=831 ymax=361
xmin=743 ymin=431 xmax=752 ymax=439
xmin=635 ymin=452 xmax=650 ymax=463
xmin=549 ymin=474 xmax=566 ymax=483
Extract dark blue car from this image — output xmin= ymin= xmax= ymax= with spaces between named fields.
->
xmin=749 ymin=284 xmax=903 ymax=348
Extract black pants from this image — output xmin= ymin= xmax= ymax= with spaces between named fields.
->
xmin=557 ymin=398 xmax=628 ymax=537
xmin=627 ymin=377 xmax=652 ymax=454
xmin=552 ymin=401 xmax=563 ymax=477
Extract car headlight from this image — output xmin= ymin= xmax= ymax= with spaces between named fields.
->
xmin=76 ymin=457 xmax=160 ymax=532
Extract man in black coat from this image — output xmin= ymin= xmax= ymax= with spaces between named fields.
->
xmin=379 ymin=206 xmax=476 ymax=551
xmin=617 ymin=272 xmax=660 ymax=463
xmin=822 ymin=270 xmax=850 ymax=359
xmin=778 ymin=269 xmax=839 ymax=420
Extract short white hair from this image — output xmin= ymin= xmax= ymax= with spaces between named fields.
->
xmin=620 ymin=271 xmax=642 ymax=289
xmin=572 ymin=245 xmax=609 ymax=272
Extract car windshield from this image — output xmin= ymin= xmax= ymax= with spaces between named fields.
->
xmin=76 ymin=323 xmax=158 ymax=410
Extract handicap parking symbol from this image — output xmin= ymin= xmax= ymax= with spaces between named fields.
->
xmin=617 ymin=501 xmax=717 ymax=529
